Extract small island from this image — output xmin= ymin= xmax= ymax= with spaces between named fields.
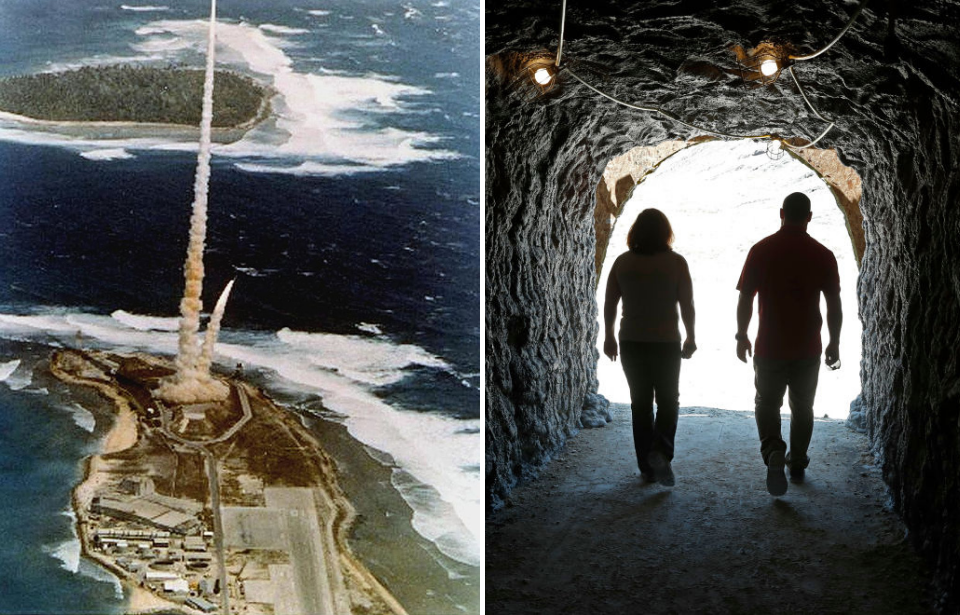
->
xmin=0 ymin=65 xmax=269 ymax=129
xmin=52 ymin=348 xmax=406 ymax=615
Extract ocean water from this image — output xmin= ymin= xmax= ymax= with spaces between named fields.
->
xmin=0 ymin=366 xmax=125 ymax=614
xmin=0 ymin=0 xmax=480 ymax=612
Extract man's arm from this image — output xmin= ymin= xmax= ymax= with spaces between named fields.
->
xmin=678 ymin=257 xmax=696 ymax=359
xmin=603 ymin=266 xmax=621 ymax=361
xmin=736 ymin=291 xmax=754 ymax=363
xmin=824 ymin=289 xmax=842 ymax=367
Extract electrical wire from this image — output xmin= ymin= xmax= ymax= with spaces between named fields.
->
xmin=781 ymin=65 xmax=835 ymax=149
xmin=789 ymin=0 xmax=872 ymax=61
xmin=550 ymin=0 xmax=859 ymax=150
xmin=566 ymin=67 xmax=774 ymax=140
xmin=556 ymin=0 xmax=567 ymax=67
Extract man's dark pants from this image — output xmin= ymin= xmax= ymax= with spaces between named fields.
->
xmin=753 ymin=356 xmax=820 ymax=468
xmin=620 ymin=341 xmax=681 ymax=474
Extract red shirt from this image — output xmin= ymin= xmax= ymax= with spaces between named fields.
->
xmin=737 ymin=225 xmax=840 ymax=359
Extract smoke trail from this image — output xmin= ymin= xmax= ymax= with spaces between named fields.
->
xmin=198 ymin=278 xmax=235 ymax=377
xmin=159 ymin=0 xmax=226 ymax=402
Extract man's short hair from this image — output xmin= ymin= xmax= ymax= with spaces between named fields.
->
xmin=783 ymin=192 xmax=811 ymax=222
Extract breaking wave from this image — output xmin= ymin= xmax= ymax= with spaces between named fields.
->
xmin=80 ymin=149 xmax=135 ymax=161
xmin=0 ymin=18 xmax=459 ymax=176
xmin=120 ymin=4 xmax=170 ymax=12
xmin=65 ymin=403 xmax=97 ymax=433
xmin=0 ymin=358 xmax=20 ymax=383
xmin=45 ymin=510 xmax=123 ymax=597
xmin=258 ymin=24 xmax=310 ymax=35
xmin=111 ymin=310 xmax=179 ymax=331
xmin=0 ymin=308 xmax=481 ymax=568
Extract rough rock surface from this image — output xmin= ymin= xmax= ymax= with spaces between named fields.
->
xmin=486 ymin=0 xmax=960 ymax=608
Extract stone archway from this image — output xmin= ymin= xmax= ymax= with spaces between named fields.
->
xmin=595 ymin=140 xmax=865 ymax=284
xmin=593 ymin=138 xmax=865 ymax=416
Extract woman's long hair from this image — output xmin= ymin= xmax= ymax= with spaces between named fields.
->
xmin=627 ymin=208 xmax=674 ymax=255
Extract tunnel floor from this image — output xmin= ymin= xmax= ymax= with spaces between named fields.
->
xmin=487 ymin=404 xmax=934 ymax=614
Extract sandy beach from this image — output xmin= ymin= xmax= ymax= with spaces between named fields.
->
xmin=44 ymin=349 xmax=478 ymax=615
xmin=56 ymin=365 xmax=139 ymax=510
xmin=128 ymin=585 xmax=183 ymax=614
xmin=51 ymin=356 xmax=186 ymax=615
xmin=0 ymin=103 xmax=268 ymax=144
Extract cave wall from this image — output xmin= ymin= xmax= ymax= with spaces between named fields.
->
xmin=486 ymin=0 xmax=960 ymax=608
xmin=857 ymin=81 xmax=960 ymax=610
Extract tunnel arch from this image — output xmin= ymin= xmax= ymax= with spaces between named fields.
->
xmin=594 ymin=139 xmax=864 ymax=284
xmin=593 ymin=138 xmax=864 ymax=415
xmin=486 ymin=0 xmax=960 ymax=608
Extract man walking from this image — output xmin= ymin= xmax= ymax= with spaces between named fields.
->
xmin=735 ymin=192 xmax=842 ymax=496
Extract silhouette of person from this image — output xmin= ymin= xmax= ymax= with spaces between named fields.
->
xmin=604 ymin=208 xmax=696 ymax=486
xmin=736 ymin=192 xmax=842 ymax=496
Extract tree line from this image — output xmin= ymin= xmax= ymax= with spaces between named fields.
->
xmin=0 ymin=65 xmax=268 ymax=128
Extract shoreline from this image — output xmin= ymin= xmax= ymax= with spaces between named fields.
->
xmin=292 ymin=405 xmax=481 ymax=614
xmin=34 ymin=344 xmax=479 ymax=614
xmin=52 ymin=358 xmax=188 ymax=615
xmin=0 ymin=97 xmax=270 ymax=144
xmin=244 ymin=383 xmax=411 ymax=615
xmin=52 ymin=350 xmax=418 ymax=615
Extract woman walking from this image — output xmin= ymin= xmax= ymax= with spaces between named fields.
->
xmin=603 ymin=208 xmax=696 ymax=486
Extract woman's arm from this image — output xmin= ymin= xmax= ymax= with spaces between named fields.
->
xmin=678 ymin=256 xmax=697 ymax=359
xmin=603 ymin=264 xmax=621 ymax=361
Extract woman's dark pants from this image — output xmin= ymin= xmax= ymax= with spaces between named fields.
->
xmin=619 ymin=341 xmax=681 ymax=474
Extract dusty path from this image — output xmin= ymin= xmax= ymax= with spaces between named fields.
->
xmin=487 ymin=404 xmax=934 ymax=615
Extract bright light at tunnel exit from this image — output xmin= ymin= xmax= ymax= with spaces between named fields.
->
xmin=596 ymin=140 xmax=863 ymax=419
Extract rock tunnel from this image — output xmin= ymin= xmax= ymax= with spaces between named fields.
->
xmin=485 ymin=0 xmax=959 ymax=609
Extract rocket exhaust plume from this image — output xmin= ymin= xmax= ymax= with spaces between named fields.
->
xmin=198 ymin=278 xmax=235 ymax=377
xmin=158 ymin=0 xmax=228 ymax=403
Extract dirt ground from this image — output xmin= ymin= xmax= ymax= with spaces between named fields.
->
xmin=487 ymin=404 xmax=934 ymax=615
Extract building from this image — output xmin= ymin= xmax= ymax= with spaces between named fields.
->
xmin=186 ymin=596 xmax=218 ymax=613
xmin=91 ymin=495 xmax=200 ymax=534
xmin=163 ymin=578 xmax=190 ymax=596
xmin=141 ymin=569 xmax=179 ymax=584
xmin=183 ymin=536 xmax=206 ymax=552
xmin=118 ymin=476 xmax=155 ymax=497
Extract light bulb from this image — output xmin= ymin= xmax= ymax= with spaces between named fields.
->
xmin=766 ymin=138 xmax=784 ymax=160
xmin=534 ymin=67 xmax=553 ymax=85
xmin=760 ymin=59 xmax=778 ymax=77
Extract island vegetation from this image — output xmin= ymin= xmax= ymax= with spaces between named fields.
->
xmin=0 ymin=65 xmax=269 ymax=128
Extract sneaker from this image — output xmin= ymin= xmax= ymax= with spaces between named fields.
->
xmin=649 ymin=452 xmax=675 ymax=487
xmin=640 ymin=471 xmax=658 ymax=485
xmin=766 ymin=450 xmax=788 ymax=496
xmin=789 ymin=466 xmax=805 ymax=483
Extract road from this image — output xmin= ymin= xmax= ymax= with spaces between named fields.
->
xmin=158 ymin=382 xmax=252 ymax=447
xmin=205 ymin=450 xmax=229 ymax=615
xmin=157 ymin=381 xmax=254 ymax=615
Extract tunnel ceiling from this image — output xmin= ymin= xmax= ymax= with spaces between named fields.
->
xmin=486 ymin=0 xmax=960 ymax=610
xmin=487 ymin=0 xmax=958 ymax=152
